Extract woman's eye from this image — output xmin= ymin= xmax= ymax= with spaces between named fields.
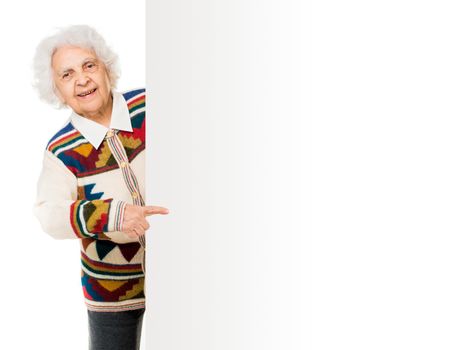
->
xmin=62 ymin=73 xmax=71 ymax=80
xmin=85 ymin=63 xmax=97 ymax=70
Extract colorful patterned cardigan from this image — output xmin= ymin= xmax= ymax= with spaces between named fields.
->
xmin=34 ymin=88 xmax=147 ymax=312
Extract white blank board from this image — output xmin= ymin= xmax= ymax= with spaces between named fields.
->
xmin=146 ymin=1 xmax=311 ymax=349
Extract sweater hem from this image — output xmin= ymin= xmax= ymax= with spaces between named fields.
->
xmin=85 ymin=298 xmax=145 ymax=312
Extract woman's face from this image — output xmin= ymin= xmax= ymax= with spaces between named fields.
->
xmin=52 ymin=45 xmax=112 ymax=119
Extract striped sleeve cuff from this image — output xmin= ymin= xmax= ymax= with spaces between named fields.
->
xmin=109 ymin=199 xmax=128 ymax=232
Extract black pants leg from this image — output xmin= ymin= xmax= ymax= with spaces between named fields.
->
xmin=87 ymin=308 xmax=145 ymax=350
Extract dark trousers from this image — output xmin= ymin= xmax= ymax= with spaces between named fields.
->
xmin=87 ymin=308 xmax=145 ymax=350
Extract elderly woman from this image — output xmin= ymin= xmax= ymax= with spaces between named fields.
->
xmin=33 ymin=25 xmax=168 ymax=350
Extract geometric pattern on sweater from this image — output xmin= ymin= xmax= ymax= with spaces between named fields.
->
xmin=95 ymin=240 xmax=117 ymax=260
xmin=82 ymin=239 xmax=143 ymax=264
xmin=81 ymin=270 xmax=145 ymax=302
xmin=92 ymin=240 xmax=142 ymax=262
xmin=77 ymin=183 xmax=104 ymax=200
xmin=118 ymin=242 xmax=142 ymax=262
xmin=81 ymin=251 xmax=143 ymax=279
xmin=42 ymin=88 xmax=146 ymax=312
xmin=46 ymin=91 xmax=145 ymax=178
xmin=70 ymin=199 xmax=113 ymax=239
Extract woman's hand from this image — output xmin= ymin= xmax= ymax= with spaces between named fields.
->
xmin=121 ymin=204 xmax=169 ymax=239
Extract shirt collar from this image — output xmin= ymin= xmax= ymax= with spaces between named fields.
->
xmin=70 ymin=90 xmax=133 ymax=149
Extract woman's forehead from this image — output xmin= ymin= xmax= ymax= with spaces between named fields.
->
xmin=52 ymin=45 xmax=99 ymax=70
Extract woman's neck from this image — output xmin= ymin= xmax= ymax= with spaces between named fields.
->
xmin=83 ymin=94 xmax=113 ymax=127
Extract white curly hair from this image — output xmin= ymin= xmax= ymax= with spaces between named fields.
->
xmin=32 ymin=25 xmax=120 ymax=108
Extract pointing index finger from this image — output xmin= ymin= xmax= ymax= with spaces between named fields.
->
xmin=143 ymin=206 xmax=169 ymax=216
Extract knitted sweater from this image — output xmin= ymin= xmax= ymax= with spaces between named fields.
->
xmin=34 ymin=88 xmax=146 ymax=312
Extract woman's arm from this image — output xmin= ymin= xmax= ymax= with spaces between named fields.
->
xmin=33 ymin=150 xmax=126 ymax=240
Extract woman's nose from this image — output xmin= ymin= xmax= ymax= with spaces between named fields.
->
xmin=75 ymin=73 xmax=90 ymax=85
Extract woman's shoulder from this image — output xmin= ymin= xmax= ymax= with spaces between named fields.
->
xmin=45 ymin=118 xmax=82 ymax=155
xmin=122 ymin=88 xmax=145 ymax=103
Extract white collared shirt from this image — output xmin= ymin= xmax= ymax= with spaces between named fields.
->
xmin=70 ymin=90 xmax=133 ymax=149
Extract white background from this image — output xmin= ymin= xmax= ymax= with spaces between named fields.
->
xmin=1 ymin=1 xmax=454 ymax=350
xmin=310 ymin=1 xmax=454 ymax=348
xmin=0 ymin=1 xmax=144 ymax=349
